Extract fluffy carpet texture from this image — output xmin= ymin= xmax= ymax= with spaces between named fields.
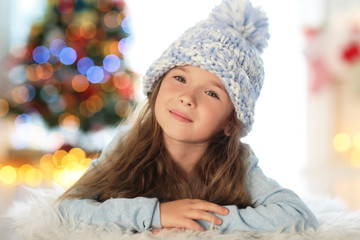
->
xmin=5 ymin=187 xmax=360 ymax=240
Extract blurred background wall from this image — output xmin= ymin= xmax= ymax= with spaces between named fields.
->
xmin=1 ymin=0 xmax=360 ymax=239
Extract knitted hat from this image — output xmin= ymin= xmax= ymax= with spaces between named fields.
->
xmin=143 ymin=0 xmax=270 ymax=137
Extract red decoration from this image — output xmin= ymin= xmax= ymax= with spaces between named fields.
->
xmin=342 ymin=42 xmax=360 ymax=63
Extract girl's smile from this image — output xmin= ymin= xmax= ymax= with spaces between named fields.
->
xmin=169 ymin=110 xmax=193 ymax=123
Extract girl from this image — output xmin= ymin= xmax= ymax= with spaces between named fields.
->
xmin=58 ymin=0 xmax=319 ymax=233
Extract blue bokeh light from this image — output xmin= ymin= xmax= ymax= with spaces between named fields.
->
xmin=77 ymin=57 xmax=94 ymax=75
xmin=15 ymin=113 xmax=32 ymax=127
xmin=25 ymin=84 xmax=36 ymax=102
xmin=121 ymin=16 xmax=132 ymax=34
xmin=103 ymin=54 xmax=121 ymax=72
xmin=87 ymin=66 xmax=104 ymax=84
xmin=49 ymin=39 xmax=66 ymax=56
xmin=33 ymin=46 xmax=50 ymax=63
xmin=59 ymin=47 xmax=77 ymax=65
xmin=8 ymin=65 xmax=27 ymax=85
xmin=118 ymin=37 xmax=133 ymax=55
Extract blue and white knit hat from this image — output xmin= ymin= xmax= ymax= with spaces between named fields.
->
xmin=143 ymin=0 xmax=270 ymax=137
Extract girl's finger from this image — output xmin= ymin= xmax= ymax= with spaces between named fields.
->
xmin=191 ymin=200 xmax=229 ymax=215
xmin=186 ymin=209 xmax=223 ymax=226
xmin=183 ymin=219 xmax=205 ymax=232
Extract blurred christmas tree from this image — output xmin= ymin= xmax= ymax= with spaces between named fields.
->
xmin=5 ymin=0 xmax=137 ymax=133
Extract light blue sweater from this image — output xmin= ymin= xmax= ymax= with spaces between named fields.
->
xmin=58 ymin=149 xmax=319 ymax=233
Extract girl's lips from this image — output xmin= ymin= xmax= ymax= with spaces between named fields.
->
xmin=169 ymin=110 xmax=193 ymax=122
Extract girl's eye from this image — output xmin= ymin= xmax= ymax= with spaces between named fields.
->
xmin=205 ymin=91 xmax=219 ymax=99
xmin=174 ymin=76 xmax=185 ymax=83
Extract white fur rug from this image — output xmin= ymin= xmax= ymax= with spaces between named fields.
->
xmin=4 ymin=187 xmax=360 ymax=240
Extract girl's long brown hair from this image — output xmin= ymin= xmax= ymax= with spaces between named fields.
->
xmin=59 ymin=78 xmax=252 ymax=208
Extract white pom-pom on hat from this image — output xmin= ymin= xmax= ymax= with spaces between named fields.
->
xmin=209 ymin=0 xmax=269 ymax=53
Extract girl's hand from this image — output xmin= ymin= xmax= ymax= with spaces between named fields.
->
xmin=159 ymin=199 xmax=229 ymax=231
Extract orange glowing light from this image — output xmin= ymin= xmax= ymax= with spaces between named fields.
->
xmin=97 ymin=0 xmax=114 ymax=12
xmin=0 ymin=166 xmax=17 ymax=185
xmin=113 ymin=72 xmax=131 ymax=90
xmin=88 ymin=95 xmax=103 ymax=112
xmin=79 ymin=101 xmax=94 ymax=117
xmin=333 ymin=133 xmax=351 ymax=152
xmin=25 ymin=168 xmax=43 ymax=186
xmin=80 ymin=22 xmax=97 ymax=39
xmin=104 ymin=11 xmax=119 ymax=28
xmin=40 ymin=154 xmax=55 ymax=172
xmin=85 ymin=100 xmax=97 ymax=113
xmin=53 ymin=150 xmax=68 ymax=167
xmin=36 ymin=63 xmax=53 ymax=80
xmin=0 ymin=99 xmax=9 ymax=117
xmin=59 ymin=113 xmax=80 ymax=132
xmin=72 ymin=75 xmax=89 ymax=92
xmin=26 ymin=64 xmax=40 ymax=82
xmin=18 ymin=164 xmax=33 ymax=183
xmin=350 ymin=150 xmax=360 ymax=167
xmin=12 ymin=86 xmax=29 ymax=104
xmin=66 ymin=24 xmax=81 ymax=41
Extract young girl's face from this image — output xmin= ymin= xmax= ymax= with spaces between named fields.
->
xmin=154 ymin=65 xmax=234 ymax=145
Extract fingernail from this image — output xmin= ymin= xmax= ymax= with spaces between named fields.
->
xmin=223 ymin=208 xmax=229 ymax=214
xmin=217 ymin=218 xmax=223 ymax=225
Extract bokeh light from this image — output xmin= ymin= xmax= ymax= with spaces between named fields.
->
xmin=15 ymin=113 xmax=32 ymax=126
xmin=118 ymin=37 xmax=133 ymax=55
xmin=87 ymin=66 xmax=104 ymax=83
xmin=25 ymin=168 xmax=43 ymax=187
xmin=18 ymin=164 xmax=33 ymax=183
xmin=350 ymin=150 xmax=360 ymax=167
xmin=26 ymin=64 xmax=40 ymax=82
xmin=333 ymin=133 xmax=351 ymax=152
xmin=8 ymin=65 xmax=27 ymax=85
xmin=72 ymin=75 xmax=89 ymax=92
xmin=66 ymin=24 xmax=81 ymax=41
xmin=36 ymin=63 xmax=54 ymax=80
xmin=33 ymin=46 xmax=50 ymax=64
xmin=77 ymin=57 xmax=94 ymax=75
xmin=80 ymin=22 xmax=97 ymax=39
xmin=0 ymin=166 xmax=17 ymax=185
xmin=104 ymin=11 xmax=119 ymax=28
xmin=103 ymin=54 xmax=121 ymax=72
xmin=59 ymin=113 xmax=80 ymax=132
xmin=56 ymin=0 xmax=74 ymax=14
xmin=121 ymin=16 xmax=132 ymax=34
xmin=113 ymin=72 xmax=131 ymax=89
xmin=50 ymin=39 xmax=67 ymax=57
xmin=0 ymin=148 xmax=92 ymax=187
xmin=12 ymin=85 xmax=33 ymax=104
xmin=97 ymin=0 xmax=114 ymax=11
xmin=59 ymin=47 xmax=77 ymax=65
xmin=104 ymin=40 xmax=121 ymax=56
xmin=354 ymin=133 xmax=360 ymax=150
xmin=0 ymin=99 xmax=9 ymax=117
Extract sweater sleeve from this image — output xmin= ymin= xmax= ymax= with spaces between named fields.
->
xmin=58 ymin=151 xmax=162 ymax=232
xmin=58 ymin=196 xmax=162 ymax=232
xmin=198 ymin=150 xmax=319 ymax=233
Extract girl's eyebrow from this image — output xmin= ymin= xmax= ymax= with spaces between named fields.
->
xmin=174 ymin=66 xmax=189 ymax=73
xmin=209 ymin=80 xmax=226 ymax=92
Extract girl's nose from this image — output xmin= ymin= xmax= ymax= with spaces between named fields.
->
xmin=179 ymin=94 xmax=196 ymax=107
